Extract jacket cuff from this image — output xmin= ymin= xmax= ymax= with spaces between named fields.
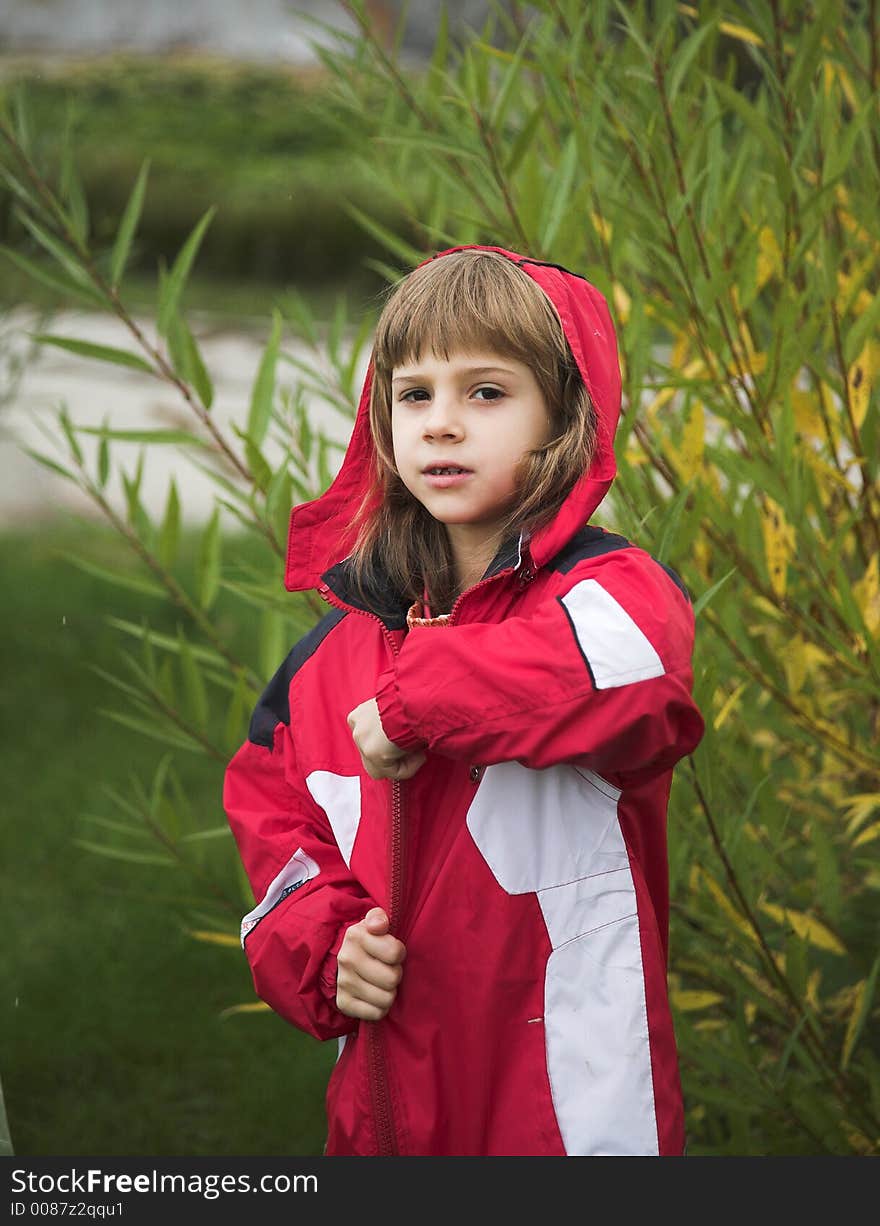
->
xmin=375 ymin=663 xmax=424 ymax=751
xmin=318 ymin=925 xmax=348 ymax=1009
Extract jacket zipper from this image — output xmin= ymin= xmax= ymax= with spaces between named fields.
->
xmin=317 ymin=581 xmax=403 ymax=1157
xmin=317 ymin=558 xmax=530 ymax=1155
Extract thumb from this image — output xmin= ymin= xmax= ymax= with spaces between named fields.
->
xmin=364 ymin=907 xmax=389 ymax=933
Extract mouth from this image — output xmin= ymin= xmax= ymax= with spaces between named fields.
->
xmin=422 ymin=466 xmax=473 ymax=488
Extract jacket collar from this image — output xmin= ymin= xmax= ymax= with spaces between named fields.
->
xmin=320 ymin=531 xmax=526 ymax=630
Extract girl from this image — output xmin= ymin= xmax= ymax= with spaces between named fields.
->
xmin=223 ymin=246 xmax=705 ymax=1156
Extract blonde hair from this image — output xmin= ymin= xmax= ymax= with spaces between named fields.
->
xmin=348 ymin=250 xmax=597 ymax=615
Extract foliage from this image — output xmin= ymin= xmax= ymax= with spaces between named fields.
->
xmin=1 ymin=0 xmax=878 ymax=1155
xmin=0 ymin=55 xmax=409 ymax=288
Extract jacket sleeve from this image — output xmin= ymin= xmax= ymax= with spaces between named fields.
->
xmin=224 ymin=710 xmax=375 ymax=1042
xmin=374 ymin=549 xmax=704 ymax=778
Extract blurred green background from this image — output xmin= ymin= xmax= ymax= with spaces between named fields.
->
xmin=0 ymin=45 xmax=376 ymax=1158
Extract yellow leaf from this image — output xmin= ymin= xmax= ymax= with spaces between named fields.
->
xmin=853 ymin=821 xmax=880 ymax=849
xmin=842 ymin=792 xmax=880 ymax=837
xmin=590 ymin=211 xmax=612 ymax=245
xmin=848 ymin=342 xmax=875 ymax=429
xmin=644 ymin=386 xmax=677 ymax=423
xmin=694 ymin=1019 xmax=726 ymax=1031
xmin=696 ymin=867 xmax=758 ymax=945
xmin=189 ymin=929 xmax=240 ymax=948
xmin=713 ymin=680 xmax=747 ymax=730
xmin=673 ymin=400 xmax=705 ymax=480
xmin=836 ymin=64 xmax=858 ymax=111
xmin=761 ymin=497 xmax=796 ymax=597
xmin=852 ymin=554 xmax=880 ymax=636
xmin=783 ymin=637 xmax=831 ymax=696
xmin=612 ymin=281 xmax=631 ymax=324
xmin=759 ymin=903 xmax=846 ymax=954
xmin=841 ymin=978 xmax=868 ymax=1070
xmin=791 ymin=386 xmax=826 ymax=440
xmin=806 ymin=969 xmax=822 ymax=1011
xmin=756 ymin=226 xmax=782 ymax=290
xmin=744 ymin=1000 xmax=757 ymax=1025
xmin=671 ymin=989 xmax=724 ymax=1012
xmin=219 ymin=1001 xmax=272 ymax=1018
xmin=719 ymin=19 xmax=764 ymax=46
xmin=733 ymin=958 xmax=786 ymax=1008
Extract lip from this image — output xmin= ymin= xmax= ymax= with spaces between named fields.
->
xmin=422 ymin=468 xmax=473 ymax=488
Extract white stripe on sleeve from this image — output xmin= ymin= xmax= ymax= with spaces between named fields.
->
xmin=560 ymin=578 xmax=665 ymax=689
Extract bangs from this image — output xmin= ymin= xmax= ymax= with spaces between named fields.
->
xmin=372 ymin=251 xmax=563 ymax=380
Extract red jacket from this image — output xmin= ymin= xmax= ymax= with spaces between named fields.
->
xmin=223 ymin=247 xmax=705 ymax=1156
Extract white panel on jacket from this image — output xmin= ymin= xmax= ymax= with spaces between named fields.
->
xmin=306 ymin=771 xmax=361 ymax=867
xmin=560 ymin=578 xmax=665 ymax=689
xmin=466 ymin=760 xmax=626 ymax=895
xmin=240 ymin=847 xmax=320 ymax=945
xmin=466 ymin=761 xmax=658 ymax=1155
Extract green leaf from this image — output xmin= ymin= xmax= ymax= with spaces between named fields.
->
xmin=178 ymin=629 xmax=209 ymax=728
xmin=343 ymin=201 xmax=424 ymax=266
xmin=78 ymin=426 xmax=208 ymax=447
xmin=841 ymin=954 xmax=880 ymax=1071
xmin=197 ymin=508 xmax=222 ymax=610
xmin=504 ymin=102 xmax=546 ymax=178
xmin=157 ymin=206 xmax=216 ymax=337
xmin=58 ymin=404 xmax=83 ymax=466
xmin=22 ymin=449 xmax=78 ymax=486
xmin=59 ymin=138 xmax=89 ymax=245
xmin=158 ymin=479 xmax=181 ymax=569
xmin=692 ymin=567 xmax=737 ymax=620
xmin=224 ymin=672 xmax=251 ymax=753
xmin=489 ymin=27 xmax=533 ymax=131
xmin=67 ymin=556 xmax=165 ymax=599
xmin=541 ymin=131 xmax=583 ymax=253
xmin=247 ymin=309 xmax=282 ymax=448
xmin=667 ymin=17 xmax=717 ymax=103
xmin=15 ymin=209 xmax=92 ymax=286
xmin=31 ymin=334 xmax=154 ymax=374
xmin=72 ymin=840 xmax=176 ymax=867
xmin=0 ymin=245 xmax=104 ymax=308
xmin=97 ymin=707 xmax=202 ymax=753
xmin=259 ymin=605 xmax=286 ymax=686
xmin=110 ymin=158 xmax=150 ymax=289
xmin=166 ymin=309 xmax=214 ymax=408
xmin=97 ymin=414 xmax=110 ymax=489
xmin=245 ymin=437 xmax=272 ymax=494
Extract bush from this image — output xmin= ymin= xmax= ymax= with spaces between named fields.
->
xmin=0 ymin=55 xmax=410 ymax=287
xmin=1 ymin=0 xmax=877 ymax=1155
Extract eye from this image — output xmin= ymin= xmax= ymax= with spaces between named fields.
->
xmin=473 ymin=386 xmax=504 ymax=401
xmin=398 ymin=388 xmax=430 ymax=403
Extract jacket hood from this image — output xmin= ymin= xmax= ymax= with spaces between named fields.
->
xmin=284 ymin=245 xmax=621 ymax=592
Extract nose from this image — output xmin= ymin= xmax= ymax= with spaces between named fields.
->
xmin=422 ymin=389 xmax=464 ymax=440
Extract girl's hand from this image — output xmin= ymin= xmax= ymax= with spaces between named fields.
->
xmin=336 ymin=907 xmax=406 ymax=1021
xmin=346 ymin=698 xmax=426 ymax=781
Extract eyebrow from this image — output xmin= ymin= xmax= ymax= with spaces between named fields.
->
xmin=391 ymin=365 xmax=517 ymax=386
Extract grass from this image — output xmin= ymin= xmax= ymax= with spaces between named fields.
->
xmin=0 ymin=518 xmax=335 ymax=1156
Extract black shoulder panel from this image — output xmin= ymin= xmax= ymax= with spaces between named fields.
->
xmin=547 ymin=526 xmax=693 ymax=604
xmin=656 ymin=561 xmax=691 ymax=602
xmin=248 ymin=607 xmax=348 ymax=750
xmin=546 ymin=525 xmax=632 ymax=574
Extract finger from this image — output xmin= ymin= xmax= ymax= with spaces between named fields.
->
xmin=336 ymin=991 xmax=391 ymax=1022
xmin=364 ymin=907 xmax=389 ymax=933
xmin=394 ymin=752 xmax=426 ymax=780
xmin=360 ymin=931 xmax=407 ymax=965
xmin=338 ymin=974 xmax=398 ymax=1012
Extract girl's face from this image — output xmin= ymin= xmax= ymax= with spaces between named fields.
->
xmin=390 ymin=348 xmax=552 ymax=551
